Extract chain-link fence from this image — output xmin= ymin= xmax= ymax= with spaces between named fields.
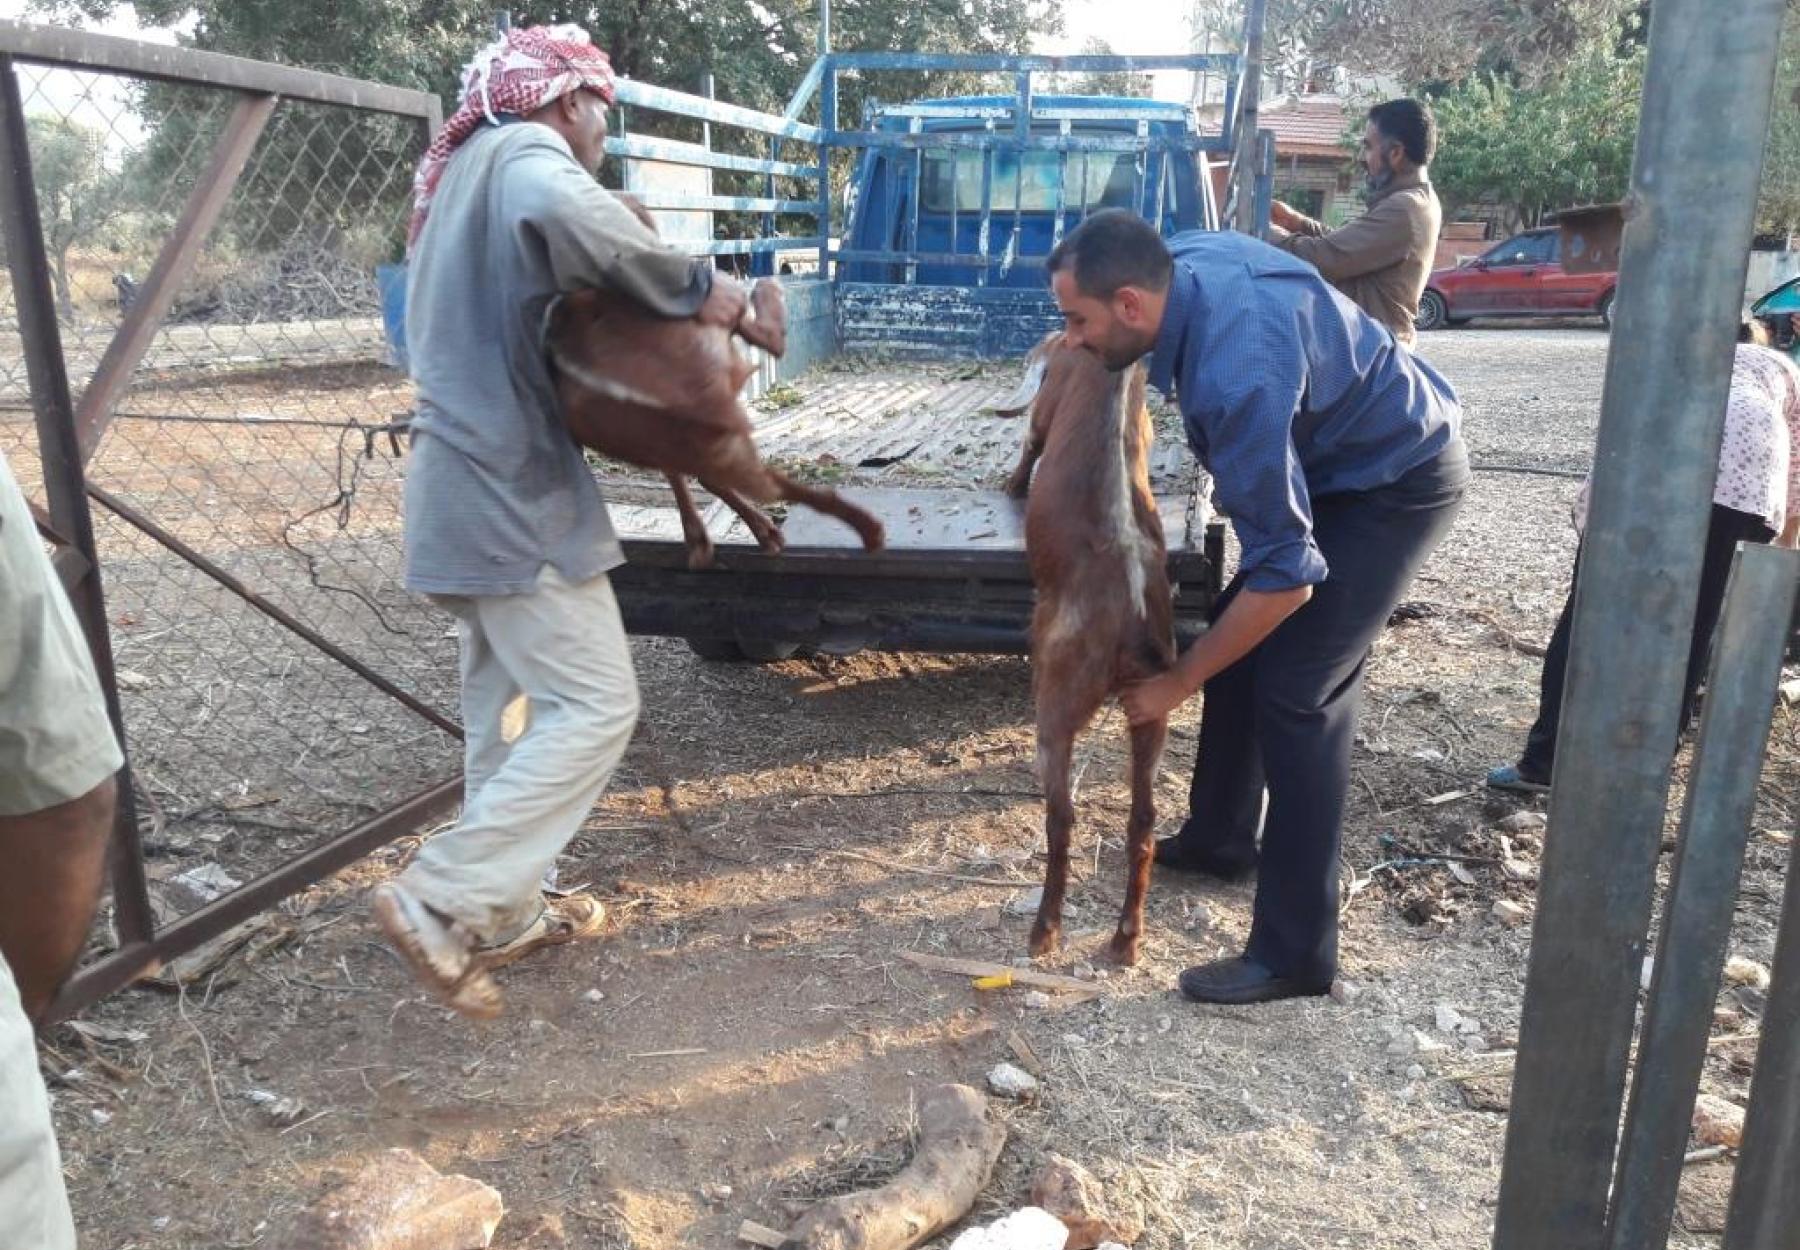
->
xmin=0 ymin=24 xmax=462 ymax=1012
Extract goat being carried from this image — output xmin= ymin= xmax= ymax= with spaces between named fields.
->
xmin=545 ymin=195 xmax=884 ymax=569
xmin=993 ymin=331 xmax=1176 ymax=966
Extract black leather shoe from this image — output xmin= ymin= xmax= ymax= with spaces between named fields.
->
xmin=1177 ymin=956 xmax=1330 ymax=1005
xmin=1152 ymin=837 xmax=1256 ymax=882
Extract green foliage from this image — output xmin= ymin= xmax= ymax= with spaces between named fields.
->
xmin=1189 ymin=0 xmax=1641 ymax=87
xmin=1429 ymin=40 xmax=1643 ymax=227
xmin=1759 ymin=16 xmax=1800 ymax=241
xmin=31 ymin=0 xmax=1060 ymax=250
xmin=21 ymin=113 xmax=125 ymax=320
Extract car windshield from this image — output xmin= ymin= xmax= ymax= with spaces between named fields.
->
xmin=918 ymin=149 xmax=1142 ymax=214
xmin=1486 ymin=232 xmax=1560 ymax=265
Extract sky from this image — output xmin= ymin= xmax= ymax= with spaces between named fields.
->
xmin=1037 ymin=0 xmax=1206 ymax=102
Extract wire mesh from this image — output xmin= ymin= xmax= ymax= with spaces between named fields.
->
xmin=0 ymin=62 xmax=458 ymax=927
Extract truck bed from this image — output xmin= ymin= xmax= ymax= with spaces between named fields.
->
xmin=602 ymin=358 xmax=1222 ymax=656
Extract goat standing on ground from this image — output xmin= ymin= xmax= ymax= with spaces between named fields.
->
xmin=545 ymin=196 xmax=884 ymax=568
xmin=994 ymin=332 xmax=1176 ymax=965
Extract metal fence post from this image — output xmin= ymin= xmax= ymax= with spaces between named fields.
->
xmin=1230 ymin=0 xmax=1266 ymax=234
xmin=1490 ymin=2 xmax=1788 ymax=1247
xmin=1608 ymin=544 xmax=1800 ymax=1249
xmin=0 ymin=53 xmax=156 ymax=955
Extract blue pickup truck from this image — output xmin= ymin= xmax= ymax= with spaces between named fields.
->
xmin=840 ymin=94 xmax=1220 ymax=289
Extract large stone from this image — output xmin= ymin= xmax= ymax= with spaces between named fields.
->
xmin=949 ymin=1208 xmax=1070 ymax=1250
xmin=270 ymin=1148 xmax=504 ymax=1250
xmin=1029 ymin=1154 xmax=1145 ymax=1249
xmin=1692 ymin=1094 xmax=1746 ymax=1149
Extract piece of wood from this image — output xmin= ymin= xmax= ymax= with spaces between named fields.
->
xmin=784 ymin=1084 xmax=1007 ymax=1250
xmin=897 ymin=950 xmax=1099 ymax=995
xmin=1424 ymin=788 xmax=1478 ymax=807
xmin=74 ymin=92 xmax=276 ymax=462
xmin=738 ymin=1219 xmax=789 ymax=1248
xmin=626 ymin=1048 xmax=708 ymax=1059
xmin=1007 ymin=1031 xmax=1044 ymax=1077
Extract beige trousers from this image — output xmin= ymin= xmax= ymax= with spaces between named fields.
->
xmin=400 ymin=566 xmax=639 ymax=943
xmin=0 ymin=954 xmax=75 ymax=1250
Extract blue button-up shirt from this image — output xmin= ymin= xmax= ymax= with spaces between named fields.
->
xmin=1147 ymin=230 xmax=1464 ymax=591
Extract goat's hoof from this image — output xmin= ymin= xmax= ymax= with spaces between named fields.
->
xmin=1028 ymin=925 xmax=1062 ymax=958
xmin=1004 ymin=478 xmax=1030 ymax=500
xmin=858 ymin=518 xmax=887 ymax=552
xmin=753 ymin=529 xmax=785 ymax=555
xmin=1107 ymin=934 xmax=1142 ymax=966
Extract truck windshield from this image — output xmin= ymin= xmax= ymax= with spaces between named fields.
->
xmin=918 ymin=149 xmax=1142 ymax=214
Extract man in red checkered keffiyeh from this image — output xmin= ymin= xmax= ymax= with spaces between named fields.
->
xmin=408 ymin=23 xmax=618 ymax=249
xmin=378 ymin=23 xmax=749 ymax=1019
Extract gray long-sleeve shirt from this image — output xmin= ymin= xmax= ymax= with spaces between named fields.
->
xmin=403 ymin=119 xmax=711 ymax=596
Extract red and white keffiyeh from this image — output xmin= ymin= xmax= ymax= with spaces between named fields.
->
xmin=408 ymin=23 xmax=616 ymax=250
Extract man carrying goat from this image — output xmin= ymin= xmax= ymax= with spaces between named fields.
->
xmin=1046 ymin=210 xmax=1468 ymax=1006
xmin=374 ymin=24 xmax=748 ymax=1018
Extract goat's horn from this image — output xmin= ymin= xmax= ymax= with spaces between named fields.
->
xmin=987 ymin=356 xmax=1047 ymax=417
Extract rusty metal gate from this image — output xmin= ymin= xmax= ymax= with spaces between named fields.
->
xmin=0 ymin=20 xmax=462 ymax=1020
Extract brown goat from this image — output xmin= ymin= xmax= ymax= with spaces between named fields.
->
xmin=994 ymin=333 xmax=1176 ymax=965
xmin=544 ymin=198 xmax=884 ymax=568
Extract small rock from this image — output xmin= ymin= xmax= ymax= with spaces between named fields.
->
xmin=1641 ymin=956 xmax=1656 ymax=993
xmin=1434 ymin=1003 xmax=1464 ymax=1034
xmin=948 ymin=1207 xmax=1070 ymax=1250
xmin=1005 ymin=887 xmax=1046 ymax=918
xmin=1029 ymin=1154 xmax=1146 ymax=1249
xmin=1024 ymin=991 xmax=1053 ymax=1010
xmin=1675 ymin=1160 xmax=1735 ymax=1235
xmin=1693 ymin=1094 xmax=1746 ymax=1149
xmin=1155 ymin=1015 xmax=1172 ymax=1034
xmin=1498 ymin=811 xmax=1547 ymax=834
xmin=90 ymin=1108 xmax=112 ymax=1126
xmin=1458 ymin=1072 xmax=1512 ymax=1113
xmin=700 ymin=1182 xmax=733 ymax=1204
xmin=1457 ymin=1015 xmax=1484 ymax=1036
xmin=1073 ymin=963 xmax=1097 ymax=982
xmin=1412 ymin=1029 xmax=1449 ymax=1054
xmin=1329 ymin=979 xmax=1362 ymax=1005
xmin=1724 ymin=957 xmax=1771 ymax=992
xmin=246 ymin=1089 xmax=306 ymax=1125
xmin=583 ymin=988 xmax=605 ymax=1003
xmin=1501 ymin=858 xmax=1539 ymax=883
xmin=1060 ymin=1033 xmax=1086 ymax=1048
xmin=1405 ymin=1064 xmax=1426 ymax=1082
xmin=152 ymin=1217 xmax=170 ymax=1231
xmin=268 ymin=1148 xmax=503 ymax=1250
xmin=1491 ymin=899 xmax=1530 ymax=928
xmin=987 ymin=1062 xmax=1040 ymax=1101
xmin=115 ymin=668 xmax=153 ymax=690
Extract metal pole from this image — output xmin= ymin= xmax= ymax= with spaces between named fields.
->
xmin=816 ymin=0 xmax=833 ymax=279
xmin=0 ymin=54 xmax=155 ymax=950
xmin=1231 ymin=0 xmax=1266 ymax=234
xmin=1608 ymin=544 xmax=1800 ymax=1250
xmin=1491 ymin=2 xmax=1788 ymax=1247
xmin=1723 ymin=796 xmax=1800 ymax=1250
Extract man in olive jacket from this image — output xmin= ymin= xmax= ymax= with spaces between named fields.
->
xmin=1268 ymin=98 xmax=1442 ymax=345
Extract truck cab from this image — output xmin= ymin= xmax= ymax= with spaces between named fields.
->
xmin=840 ymin=95 xmax=1219 ymax=288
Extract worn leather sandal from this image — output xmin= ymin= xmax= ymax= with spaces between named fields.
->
xmin=371 ymin=882 xmax=502 ymax=1021
xmin=478 ymin=895 xmax=607 ymax=970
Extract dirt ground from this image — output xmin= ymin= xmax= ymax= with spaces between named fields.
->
xmin=40 ymin=325 xmax=1796 ymax=1250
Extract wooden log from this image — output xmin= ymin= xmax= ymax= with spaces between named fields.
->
xmin=782 ymin=1085 xmax=1006 ymax=1250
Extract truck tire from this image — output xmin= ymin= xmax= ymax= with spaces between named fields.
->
xmin=1415 ymin=290 xmax=1449 ymax=333
xmin=684 ymin=637 xmax=801 ymax=663
xmin=1598 ymin=289 xmax=1616 ymax=330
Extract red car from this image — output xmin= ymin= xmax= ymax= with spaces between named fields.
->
xmin=1415 ymin=226 xmax=1618 ymax=332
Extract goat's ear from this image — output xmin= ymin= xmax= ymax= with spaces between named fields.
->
xmin=987 ymin=356 xmax=1047 ymax=417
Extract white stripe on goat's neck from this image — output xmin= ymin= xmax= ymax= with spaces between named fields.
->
xmin=1104 ymin=379 xmax=1150 ymax=620
xmin=548 ymin=341 xmax=669 ymax=410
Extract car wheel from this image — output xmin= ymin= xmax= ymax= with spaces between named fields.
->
xmin=1415 ymin=290 xmax=1449 ymax=333
xmin=1598 ymin=289 xmax=1616 ymax=329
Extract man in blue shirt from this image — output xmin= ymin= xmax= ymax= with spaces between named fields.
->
xmin=1046 ymin=210 xmax=1468 ymax=1005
